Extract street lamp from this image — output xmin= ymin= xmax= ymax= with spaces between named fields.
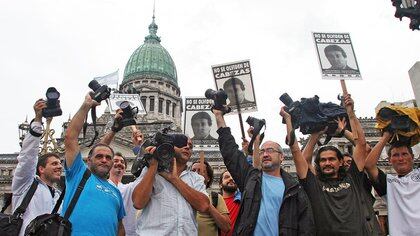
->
xmin=391 ymin=0 xmax=420 ymax=30
xmin=18 ymin=117 xmax=30 ymax=147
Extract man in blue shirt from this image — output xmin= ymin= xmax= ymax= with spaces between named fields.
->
xmin=63 ymin=93 xmax=125 ymax=235
xmin=212 ymin=108 xmax=314 ymax=235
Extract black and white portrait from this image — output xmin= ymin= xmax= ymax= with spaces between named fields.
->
xmin=212 ymin=60 xmax=258 ymax=113
xmin=190 ymin=111 xmax=216 ymax=140
xmin=313 ymin=32 xmax=361 ymax=80
xmin=184 ymin=97 xmax=218 ymax=147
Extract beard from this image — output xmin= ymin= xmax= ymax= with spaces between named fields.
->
xmin=222 ymin=184 xmax=237 ymax=193
xmin=90 ymin=164 xmax=110 ymax=179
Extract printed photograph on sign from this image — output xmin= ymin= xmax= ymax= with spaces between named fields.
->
xmin=184 ymin=97 xmax=218 ymax=148
xmin=108 ymin=93 xmax=146 ymax=115
xmin=212 ymin=60 xmax=257 ymax=114
xmin=313 ymin=32 xmax=362 ymax=80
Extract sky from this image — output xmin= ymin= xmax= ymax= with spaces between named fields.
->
xmin=0 ymin=0 xmax=418 ymax=153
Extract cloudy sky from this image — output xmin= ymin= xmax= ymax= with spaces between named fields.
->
xmin=1 ymin=0 xmax=418 ymax=153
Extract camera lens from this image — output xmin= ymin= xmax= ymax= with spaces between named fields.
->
xmin=205 ymin=89 xmax=216 ymax=99
xmin=88 ymin=80 xmax=101 ymax=91
xmin=118 ymin=101 xmax=130 ymax=109
xmin=279 ymin=93 xmax=294 ymax=107
xmin=46 ymin=87 xmax=60 ymax=100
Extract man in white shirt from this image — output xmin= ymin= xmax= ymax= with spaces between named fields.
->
xmin=108 ymin=152 xmax=141 ymax=236
xmin=365 ymin=132 xmax=420 ymax=235
xmin=12 ymin=99 xmax=63 ymax=236
xmin=132 ymin=134 xmax=210 ymax=236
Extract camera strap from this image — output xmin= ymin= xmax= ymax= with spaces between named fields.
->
xmin=51 ymin=186 xmax=65 ymax=214
xmin=13 ymin=178 xmax=39 ymax=218
xmin=63 ymin=169 xmax=91 ymax=220
xmin=82 ymin=107 xmax=99 ymax=147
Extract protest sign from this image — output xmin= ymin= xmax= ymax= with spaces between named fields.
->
xmin=313 ymin=32 xmax=361 ymax=80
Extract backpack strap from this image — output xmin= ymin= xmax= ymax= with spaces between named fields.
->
xmin=13 ymin=178 xmax=39 ymax=217
xmin=51 ymin=185 xmax=66 ymax=214
xmin=63 ymin=169 xmax=91 ymax=220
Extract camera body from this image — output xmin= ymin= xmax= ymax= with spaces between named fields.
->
xmin=245 ymin=116 xmax=266 ymax=154
xmin=88 ymin=80 xmax=111 ymax=102
xmin=42 ymin=87 xmax=62 ymax=118
xmin=131 ymin=130 xmax=175 ymax=176
xmin=205 ymin=89 xmax=231 ymax=114
xmin=119 ymin=101 xmax=139 ymax=127
xmin=246 ymin=116 xmax=266 ymax=136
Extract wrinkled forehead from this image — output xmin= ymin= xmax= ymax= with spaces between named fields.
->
xmin=92 ymin=146 xmax=113 ymax=155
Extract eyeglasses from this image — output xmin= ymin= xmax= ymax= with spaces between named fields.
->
xmin=258 ymin=148 xmax=281 ymax=156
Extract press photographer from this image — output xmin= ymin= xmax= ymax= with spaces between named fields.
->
xmin=211 ymin=104 xmax=314 ymax=235
xmin=4 ymin=99 xmax=63 ymax=236
xmin=132 ymin=132 xmax=210 ymax=235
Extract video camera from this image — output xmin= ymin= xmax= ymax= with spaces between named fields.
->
xmin=88 ymin=80 xmax=111 ymax=103
xmin=131 ymin=128 xmax=177 ymax=176
xmin=205 ymin=89 xmax=231 ymax=114
xmin=42 ymin=87 xmax=62 ymax=118
xmin=377 ymin=107 xmax=418 ymax=146
xmin=280 ymin=93 xmax=350 ymax=144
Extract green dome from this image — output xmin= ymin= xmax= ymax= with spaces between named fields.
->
xmin=123 ymin=17 xmax=177 ymax=85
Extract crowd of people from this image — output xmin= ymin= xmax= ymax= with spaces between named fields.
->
xmin=6 ymin=91 xmax=419 ymax=236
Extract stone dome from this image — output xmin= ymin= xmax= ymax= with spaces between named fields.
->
xmin=123 ymin=17 xmax=177 ymax=86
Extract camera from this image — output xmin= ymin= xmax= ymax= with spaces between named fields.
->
xmin=42 ymin=87 xmax=62 ymax=118
xmin=205 ymin=89 xmax=231 ymax=114
xmin=118 ymin=101 xmax=139 ymax=127
xmin=279 ymin=93 xmax=301 ymax=129
xmin=88 ymin=80 xmax=111 ymax=103
xmin=131 ymin=129 xmax=176 ymax=175
xmin=246 ymin=116 xmax=266 ymax=154
xmin=246 ymin=116 xmax=266 ymax=137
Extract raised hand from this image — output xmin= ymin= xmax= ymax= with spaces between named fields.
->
xmin=33 ymin=99 xmax=47 ymax=122
xmin=132 ymin=130 xmax=144 ymax=147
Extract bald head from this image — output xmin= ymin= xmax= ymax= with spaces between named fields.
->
xmin=259 ymin=140 xmax=284 ymax=173
xmin=261 ymin=141 xmax=283 ymax=154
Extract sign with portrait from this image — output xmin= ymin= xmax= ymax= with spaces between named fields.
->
xmin=212 ymin=60 xmax=258 ymax=114
xmin=184 ymin=97 xmax=218 ymax=148
xmin=313 ymin=32 xmax=362 ymax=80
xmin=107 ymin=93 xmax=146 ymax=115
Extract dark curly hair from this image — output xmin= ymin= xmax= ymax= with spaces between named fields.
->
xmin=314 ymin=145 xmax=347 ymax=181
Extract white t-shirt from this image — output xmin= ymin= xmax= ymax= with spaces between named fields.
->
xmin=108 ymin=178 xmax=141 ymax=236
xmin=386 ymin=168 xmax=420 ymax=235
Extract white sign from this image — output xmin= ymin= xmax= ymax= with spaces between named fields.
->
xmin=184 ymin=97 xmax=218 ymax=149
xmin=313 ymin=32 xmax=362 ymax=80
xmin=108 ymin=93 xmax=146 ymax=115
xmin=211 ymin=60 xmax=258 ymax=114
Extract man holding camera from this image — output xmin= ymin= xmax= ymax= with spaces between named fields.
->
xmin=11 ymin=99 xmax=63 ymax=236
xmin=281 ymin=94 xmax=379 ymax=235
xmin=132 ymin=134 xmax=210 ymax=235
xmin=364 ymin=132 xmax=420 ymax=235
xmin=212 ymin=108 xmax=314 ymax=235
xmin=63 ymin=93 xmax=125 ymax=235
